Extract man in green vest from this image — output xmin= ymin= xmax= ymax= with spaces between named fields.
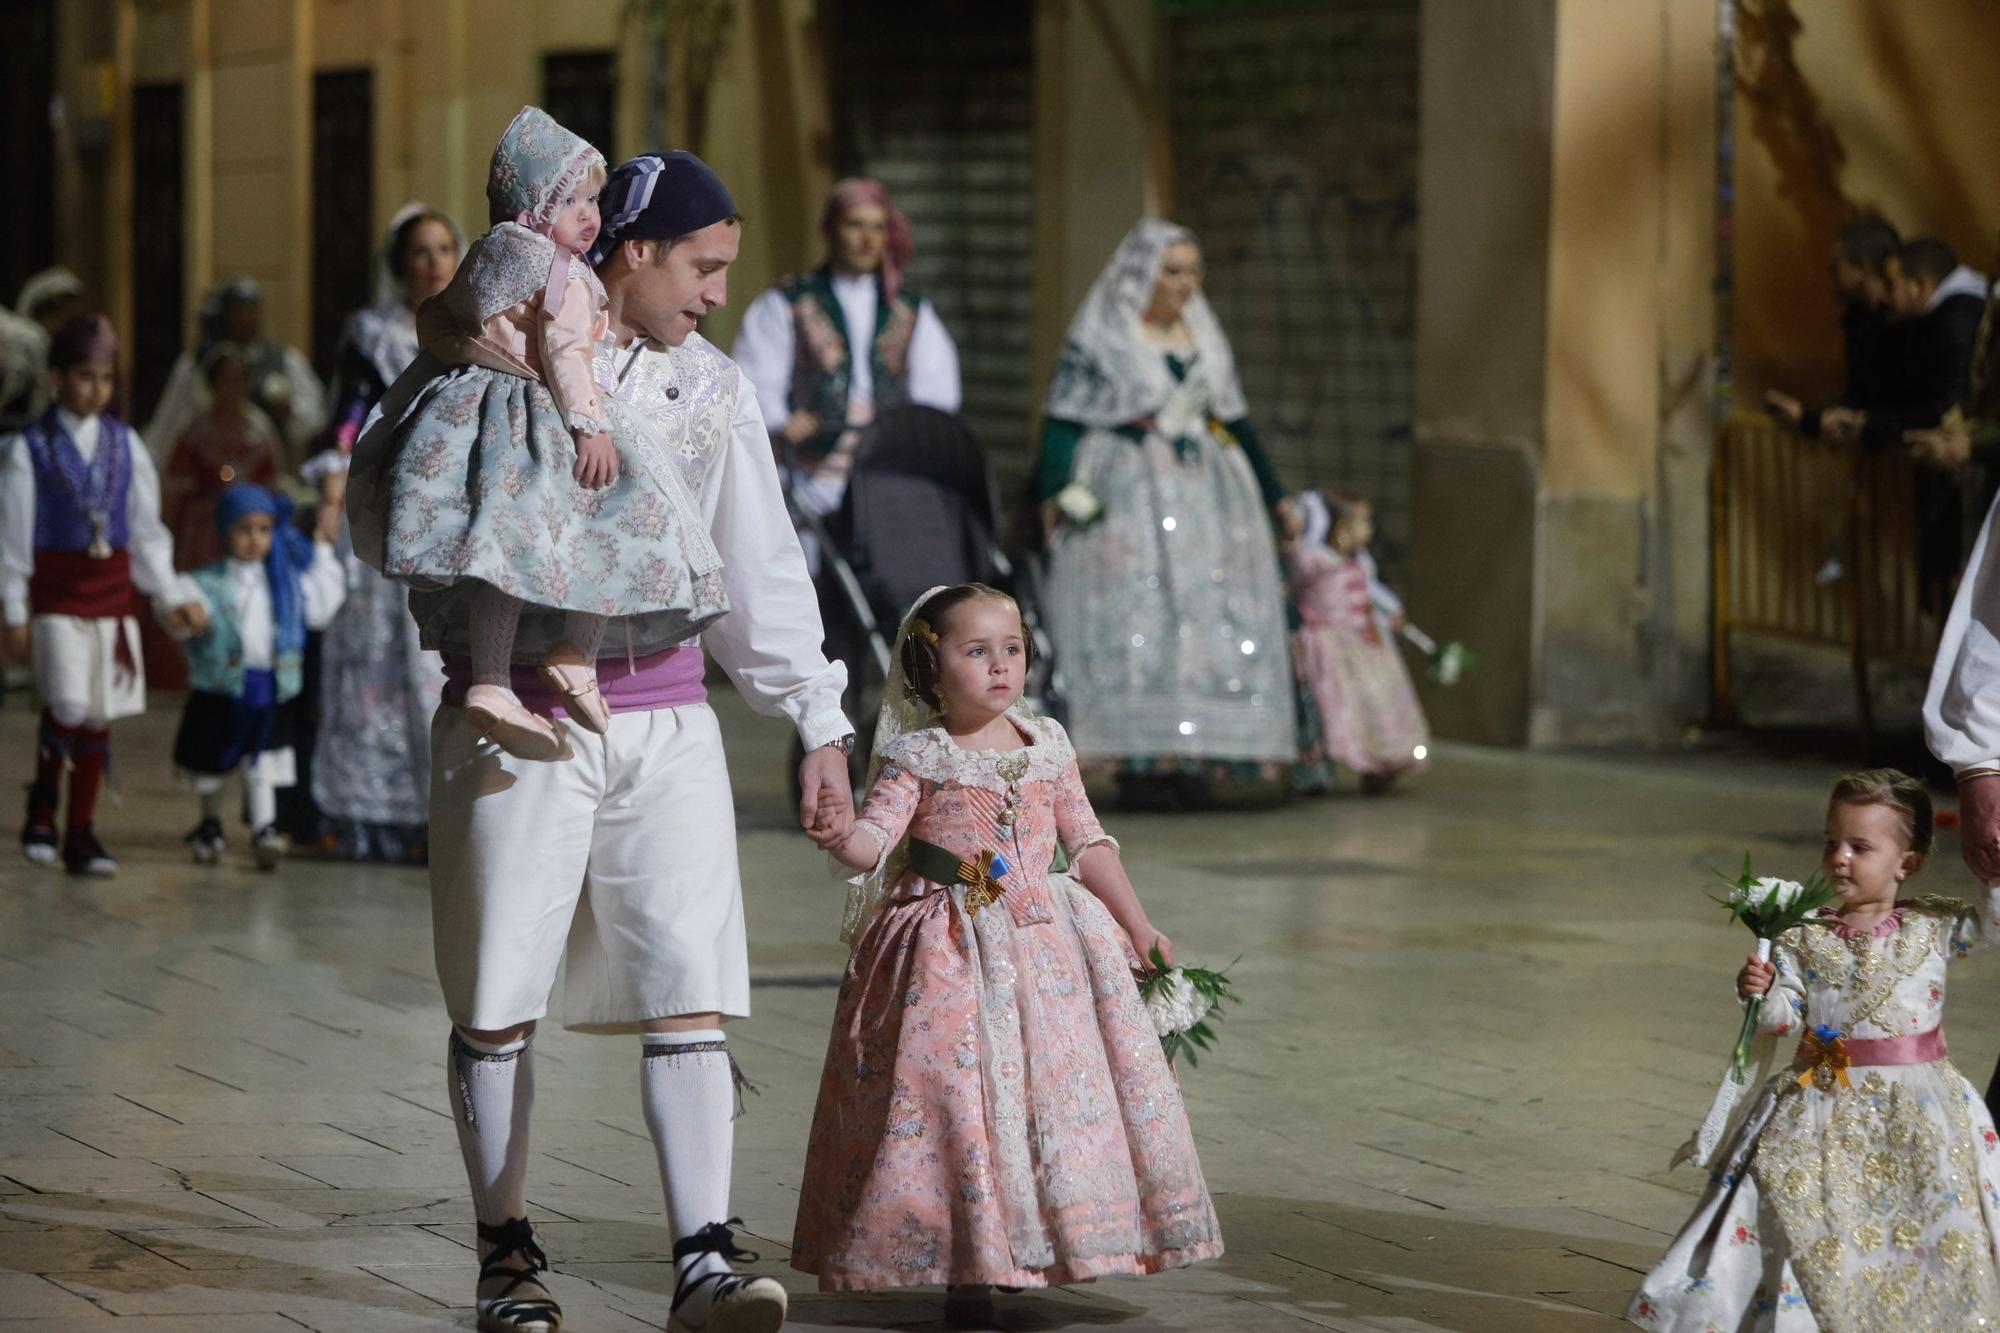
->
xmin=731 ymin=178 xmax=962 ymax=569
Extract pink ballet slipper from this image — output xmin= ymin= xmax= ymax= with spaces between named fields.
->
xmin=464 ymin=684 xmax=566 ymax=761
xmin=538 ymin=643 xmax=610 ymax=735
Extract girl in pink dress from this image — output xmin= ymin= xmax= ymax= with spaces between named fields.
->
xmin=1287 ymin=489 xmax=1429 ymax=792
xmin=796 ymin=583 xmax=1222 ymax=1322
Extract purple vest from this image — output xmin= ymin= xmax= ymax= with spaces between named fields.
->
xmin=24 ymin=410 xmax=133 ymax=553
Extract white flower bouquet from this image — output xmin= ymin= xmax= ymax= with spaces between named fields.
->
xmin=1136 ymin=948 xmax=1237 ymax=1067
xmin=1710 ymin=856 xmax=1839 ymax=1081
xmin=1430 ymin=640 xmax=1478 ymax=686
xmin=1053 ymin=482 xmax=1104 ymax=527
xmin=1397 ymin=623 xmax=1478 ymax=687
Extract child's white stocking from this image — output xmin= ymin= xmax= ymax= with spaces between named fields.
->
xmin=471 ymin=583 xmax=524 ymax=688
xmin=244 ymin=768 xmax=277 ymax=830
xmin=448 ymin=1028 xmax=534 ymax=1227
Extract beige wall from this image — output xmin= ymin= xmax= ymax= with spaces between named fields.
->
xmin=69 ymin=0 xmax=640 ymax=359
xmin=1735 ymin=0 xmax=2000 ymax=406
xmin=1030 ymin=0 xmax=1161 ymax=405
xmin=1410 ymin=0 xmax=1554 ymax=747
xmin=1415 ymin=0 xmax=1718 ymax=746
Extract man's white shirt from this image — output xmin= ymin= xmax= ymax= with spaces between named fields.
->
xmin=610 ymin=336 xmax=851 ymax=749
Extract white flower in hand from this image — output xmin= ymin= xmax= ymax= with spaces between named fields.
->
xmin=1054 ymin=482 xmax=1103 ymax=525
xmin=1144 ymin=968 xmax=1213 ymax=1038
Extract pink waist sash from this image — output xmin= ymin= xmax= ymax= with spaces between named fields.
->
xmin=1841 ymin=1027 xmax=1948 ymax=1066
xmin=440 ymin=645 xmax=707 ymax=718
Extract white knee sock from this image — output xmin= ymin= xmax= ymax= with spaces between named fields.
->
xmin=449 ymin=1028 xmax=534 ymax=1229
xmin=200 ymin=788 xmax=224 ymax=821
xmin=244 ymin=770 xmax=277 ymax=830
xmin=471 ymin=583 xmax=524 ymax=689
xmin=640 ymin=1030 xmax=737 ymax=1285
xmin=560 ymin=611 xmax=607 ymax=662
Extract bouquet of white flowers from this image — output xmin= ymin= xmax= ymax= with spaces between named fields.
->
xmin=1710 ymin=855 xmax=1840 ymax=1081
xmin=1136 ymin=948 xmax=1237 ymax=1067
xmin=1397 ymin=623 xmax=1478 ymax=687
xmin=1052 ymin=482 xmax=1104 ymax=528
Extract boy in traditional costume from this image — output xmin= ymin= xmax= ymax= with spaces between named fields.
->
xmin=1 ymin=313 xmax=207 ymax=875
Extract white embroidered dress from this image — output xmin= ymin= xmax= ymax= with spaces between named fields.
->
xmin=1629 ymin=893 xmax=2000 ymax=1331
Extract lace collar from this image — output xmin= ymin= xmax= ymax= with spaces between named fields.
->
xmin=880 ymin=713 xmax=1075 ymax=788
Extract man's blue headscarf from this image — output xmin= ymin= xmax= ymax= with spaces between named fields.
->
xmin=585 ymin=151 xmax=737 ymax=267
xmin=215 ymin=484 xmax=311 ymax=657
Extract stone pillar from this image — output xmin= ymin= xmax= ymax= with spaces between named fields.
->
xmin=1413 ymin=0 xmax=1717 ymax=745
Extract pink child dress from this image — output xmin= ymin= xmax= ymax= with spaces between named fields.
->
xmin=791 ymin=712 xmax=1223 ymax=1290
xmin=1289 ymin=542 xmax=1429 ymax=780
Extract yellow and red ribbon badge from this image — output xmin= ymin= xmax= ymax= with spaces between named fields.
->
xmin=959 ymin=849 xmax=1010 ymax=918
xmin=1795 ymin=1025 xmax=1852 ymax=1091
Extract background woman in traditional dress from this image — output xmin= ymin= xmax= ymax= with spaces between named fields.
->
xmin=298 ymin=204 xmax=461 ymax=862
xmin=161 ymin=344 xmax=284 ymax=571
xmin=1033 ymin=220 xmax=1305 ymax=806
xmin=145 ymin=277 xmax=324 ymax=470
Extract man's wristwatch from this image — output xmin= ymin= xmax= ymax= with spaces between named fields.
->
xmin=819 ymin=734 xmax=857 ymax=755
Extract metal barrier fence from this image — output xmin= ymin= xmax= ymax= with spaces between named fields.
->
xmin=1712 ymin=413 xmax=1934 ymax=735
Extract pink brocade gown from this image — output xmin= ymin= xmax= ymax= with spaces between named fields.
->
xmin=791 ymin=714 xmax=1223 ymax=1291
xmin=1289 ymin=545 xmax=1429 ymax=778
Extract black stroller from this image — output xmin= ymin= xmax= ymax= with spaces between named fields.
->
xmin=783 ymin=405 xmax=1054 ymax=796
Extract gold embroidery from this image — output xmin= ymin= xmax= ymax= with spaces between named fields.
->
xmin=1753 ymin=913 xmax=2000 ymax=1327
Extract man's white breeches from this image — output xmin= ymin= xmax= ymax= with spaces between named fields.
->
xmin=428 ymin=701 xmax=750 ymax=1034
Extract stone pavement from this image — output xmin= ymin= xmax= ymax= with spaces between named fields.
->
xmin=3 ymin=691 xmax=1984 ymax=1330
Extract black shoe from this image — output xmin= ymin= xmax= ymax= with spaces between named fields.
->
xmin=61 ymin=826 xmax=117 ymax=878
xmin=944 ymin=1284 xmax=995 ymax=1327
xmin=668 ymin=1220 xmax=786 ymax=1333
xmin=474 ymin=1217 xmax=560 ymax=1332
xmin=1115 ymin=775 xmax=1182 ymax=812
xmin=21 ymin=784 xmax=59 ymax=867
xmin=251 ymin=825 xmax=289 ymax=872
xmin=185 ymin=818 xmax=226 ymax=865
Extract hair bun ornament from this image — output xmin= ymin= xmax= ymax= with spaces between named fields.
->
xmin=912 ymin=619 xmax=940 ymax=646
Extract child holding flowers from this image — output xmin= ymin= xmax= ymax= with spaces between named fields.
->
xmin=792 ymin=583 xmax=1222 ymax=1323
xmin=1628 ymin=769 xmax=2000 ymax=1331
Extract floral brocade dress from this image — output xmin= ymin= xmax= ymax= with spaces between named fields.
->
xmin=352 ymin=227 xmax=728 ymax=660
xmin=792 ymin=714 xmax=1223 ymax=1290
xmin=1288 ymin=543 xmax=1427 ymax=779
xmin=1628 ymin=893 xmax=2000 ymax=1331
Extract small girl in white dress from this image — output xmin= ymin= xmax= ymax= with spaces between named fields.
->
xmin=1628 ymin=769 xmax=2000 ymax=1331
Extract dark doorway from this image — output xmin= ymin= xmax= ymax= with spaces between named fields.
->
xmin=0 ymin=0 xmax=58 ymax=313
xmin=130 ymin=82 xmax=186 ymax=429
xmin=826 ymin=0 xmax=1035 ymax=485
xmin=311 ymin=68 xmax=374 ymax=376
xmin=543 ymin=50 xmax=618 ymax=166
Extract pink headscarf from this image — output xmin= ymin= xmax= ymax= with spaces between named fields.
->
xmin=821 ymin=177 xmax=914 ymax=304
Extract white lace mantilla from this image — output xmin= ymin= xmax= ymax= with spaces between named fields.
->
xmin=879 ymin=714 xmax=1077 ymax=791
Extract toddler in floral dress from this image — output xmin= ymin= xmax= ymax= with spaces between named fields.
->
xmin=1285 ymin=489 xmax=1428 ymax=792
xmin=796 ymin=582 xmax=1222 ymax=1324
xmin=1628 ymin=770 xmax=2000 ymax=1331
xmin=354 ymin=106 xmax=727 ymax=761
